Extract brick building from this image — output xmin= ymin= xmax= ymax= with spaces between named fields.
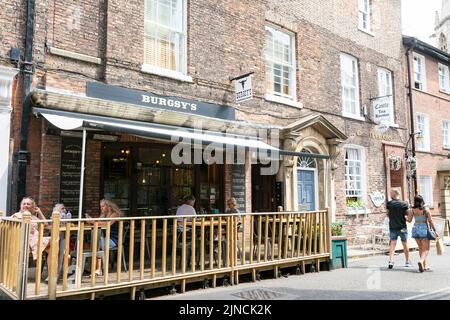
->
xmin=0 ymin=1 xmax=407 ymax=238
xmin=399 ymin=0 xmax=450 ymax=222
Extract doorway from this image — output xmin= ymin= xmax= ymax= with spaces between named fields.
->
xmin=296 ymin=150 xmax=318 ymax=211
xmin=251 ymin=164 xmax=276 ymax=213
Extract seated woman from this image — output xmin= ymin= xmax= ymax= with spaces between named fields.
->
xmin=86 ymin=199 xmax=121 ymax=276
xmin=12 ymin=197 xmax=51 ymax=265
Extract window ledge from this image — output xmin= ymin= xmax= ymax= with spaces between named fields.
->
xmin=358 ymin=27 xmax=375 ymax=37
xmin=265 ymin=94 xmax=303 ymax=109
xmin=346 ymin=209 xmax=372 ymax=215
xmin=389 ymin=123 xmax=399 ymax=128
xmin=342 ymin=112 xmax=365 ymax=122
xmin=141 ymin=64 xmax=193 ymax=83
xmin=439 ymin=89 xmax=450 ymax=95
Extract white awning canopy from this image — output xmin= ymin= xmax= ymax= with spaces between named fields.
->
xmin=33 ymin=107 xmax=329 ymax=159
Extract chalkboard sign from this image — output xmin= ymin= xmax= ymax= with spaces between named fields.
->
xmin=60 ymin=137 xmax=82 ymax=216
xmin=231 ymin=164 xmax=246 ymax=212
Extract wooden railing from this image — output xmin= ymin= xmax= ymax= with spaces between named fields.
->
xmin=0 ymin=209 xmax=331 ymax=300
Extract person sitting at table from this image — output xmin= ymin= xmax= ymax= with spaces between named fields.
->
xmin=176 ymin=195 xmax=197 ymax=230
xmin=12 ymin=197 xmax=51 ymax=267
xmin=86 ymin=199 xmax=122 ymax=276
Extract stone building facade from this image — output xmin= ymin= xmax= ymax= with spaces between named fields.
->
xmin=1 ymin=0 xmax=407 ymax=239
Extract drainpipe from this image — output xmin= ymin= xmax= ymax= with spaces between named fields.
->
xmin=17 ymin=0 xmax=36 ymax=207
xmin=405 ymin=38 xmax=418 ymax=201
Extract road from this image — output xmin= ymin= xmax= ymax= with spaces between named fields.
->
xmin=151 ymin=246 xmax=450 ymax=300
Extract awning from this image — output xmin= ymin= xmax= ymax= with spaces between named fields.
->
xmin=33 ymin=107 xmax=329 ymax=159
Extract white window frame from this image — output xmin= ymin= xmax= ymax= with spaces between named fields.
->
xmin=340 ymin=53 xmax=362 ymax=120
xmin=416 ymin=113 xmax=430 ymax=151
xmin=264 ymin=24 xmax=297 ymax=101
xmin=377 ymin=67 xmax=395 ymax=125
xmin=413 ymin=53 xmax=427 ymax=91
xmin=358 ymin=0 xmax=371 ymax=32
xmin=439 ymin=63 xmax=450 ymax=93
xmin=443 ymin=120 xmax=450 ymax=149
xmin=419 ymin=176 xmax=434 ymax=208
xmin=142 ymin=0 xmax=192 ymax=82
xmin=344 ymin=145 xmax=367 ymax=214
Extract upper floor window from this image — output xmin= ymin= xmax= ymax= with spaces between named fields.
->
xmin=144 ymin=0 xmax=187 ymax=75
xmin=439 ymin=63 xmax=450 ymax=92
xmin=416 ymin=114 xmax=430 ymax=151
xmin=265 ymin=25 xmax=296 ymax=100
xmin=358 ymin=0 xmax=371 ymax=32
xmin=413 ymin=53 xmax=426 ymax=91
xmin=340 ymin=53 xmax=361 ymax=119
xmin=444 ymin=120 xmax=450 ymax=149
xmin=377 ymin=68 xmax=394 ymax=124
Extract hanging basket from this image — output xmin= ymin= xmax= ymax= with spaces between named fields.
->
xmin=389 ymin=155 xmax=401 ymax=171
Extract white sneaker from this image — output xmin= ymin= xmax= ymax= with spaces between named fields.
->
xmin=405 ymin=261 xmax=412 ymax=267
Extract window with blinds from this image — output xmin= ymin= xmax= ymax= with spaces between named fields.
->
xmin=443 ymin=120 xmax=450 ymax=149
xmin=265 ymin=25 xmax=296 ymax=99
xmin=358 ymin=0 xmax=371 ymax=32
xmin=416 ymin=114 xmax=430 ymax=151
xmin=144 ymin=0 xmax=186 ymax=73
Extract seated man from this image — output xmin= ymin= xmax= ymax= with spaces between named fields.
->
xmin=176 ymin=195 xmax=197 ymax=232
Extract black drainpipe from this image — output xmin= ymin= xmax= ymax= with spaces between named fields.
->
xmin=405 ymin=39 xmax=418 ymax=201
xmin=17 ymin=0 xmax=36 ymax=208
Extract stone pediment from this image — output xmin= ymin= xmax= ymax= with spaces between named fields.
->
xmin=283 ymin=114 xmax=347 ymax=141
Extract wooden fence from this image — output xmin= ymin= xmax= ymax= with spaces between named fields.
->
xmin=0 ymin=210 xmax=331 ymax=300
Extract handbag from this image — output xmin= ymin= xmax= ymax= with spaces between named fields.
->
xmin=436 ymin=236 xmax=445 ymax=256
xmin=425 ymin=211 xmax=437 ymax=240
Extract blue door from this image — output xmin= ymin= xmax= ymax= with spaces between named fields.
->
xmin=297 ymin=170 xmax=316 ymax=211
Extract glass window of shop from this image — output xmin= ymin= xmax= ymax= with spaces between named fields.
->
xmin=101 ymin=143 xmax=223 ymax=217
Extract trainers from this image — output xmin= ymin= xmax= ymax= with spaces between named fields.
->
xmin=388 ymin=261 xmax=394 ymax=269
xmin=405 ymin=261 xmax=412 ymax=268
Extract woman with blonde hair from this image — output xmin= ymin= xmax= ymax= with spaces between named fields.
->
xmin=12 ymin=197 xmax=50 ymax=261
xmin=86 ymin=199 xmax=122 ymax=276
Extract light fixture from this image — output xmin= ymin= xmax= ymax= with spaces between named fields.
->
xmin=156 ymin=160 xmax=160 ymax=164
xmin=121 ymin=149 xmax=125 ymax=154
xmin=162 ymin=153 xmax=166 ymax=157
xmin=125 ymin=150 xmax=130 ymax=154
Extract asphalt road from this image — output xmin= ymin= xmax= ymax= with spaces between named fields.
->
xmin=152 ymin=246 xmax=450 ymax=300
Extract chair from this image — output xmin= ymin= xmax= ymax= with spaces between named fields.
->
xmin=108 ymin=224 xmax=129 ymax=272
xmin=252 ymin=216 xmax=272 ymax=259
xmin=374 ymin=226 xmax=390 ymax=249
xmin=351 ymin=228 xmax=370 ymax=249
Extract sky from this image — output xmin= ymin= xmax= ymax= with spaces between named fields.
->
xmin=402 ymin=0 xmax=442 ymax=45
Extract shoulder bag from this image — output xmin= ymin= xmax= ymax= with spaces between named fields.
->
xmin=425 ymin=211 xmax=437 ymax=241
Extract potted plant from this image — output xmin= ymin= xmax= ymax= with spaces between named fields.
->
xmin=346 ymin=199 xmax=367 ymax=214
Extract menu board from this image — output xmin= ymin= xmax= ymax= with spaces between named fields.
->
xmin=60 ymin=137 xmax=82 ymax=216
xmin=231 ymin=164 xmax=246 ymax=212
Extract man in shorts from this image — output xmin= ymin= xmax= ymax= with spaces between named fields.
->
xmin=386 ymin=189 xmax=412 ymax=269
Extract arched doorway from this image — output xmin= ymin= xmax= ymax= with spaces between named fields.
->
xmin=297 ymin=149 xmax=318 ymax=211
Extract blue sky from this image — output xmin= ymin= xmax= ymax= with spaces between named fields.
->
xmin=402 ymin=0 xmax=442 ymax=45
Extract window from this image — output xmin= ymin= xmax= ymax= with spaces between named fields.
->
xmin=416 ymin=114 xmax=430 ymax=151
xmin=144 ymin=0 xmax=187 ymax=74
xmin=377 ymin=68 xmax=394 ymax=124
xmin=345 ymin=147 xmax=365 ymax=207
xmin=413 ymin=53 xmax=426 ymax=90
xmin=340 ymin=54 xmax=361 ymax=118
xmin=358 ymin=0 xmax=371 ymax=32
xmin=443 ymin=121 xmax=450 ymax=148
xmin=419 ymin=176 xmax=433 ymax=208
xmin=265 ymin=25 xmax=296 ymax=100
xmin=439 ymin=63 xmax=450 ymax=92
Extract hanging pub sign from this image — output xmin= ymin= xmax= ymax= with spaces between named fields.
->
xmin=372 ymin=97 xmax=391 ymax=125
xmin=234 ymin=74 xmax=253 ymax=103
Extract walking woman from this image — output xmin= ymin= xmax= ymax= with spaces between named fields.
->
xmin=407 ymin=195 xmax=437 ymax=272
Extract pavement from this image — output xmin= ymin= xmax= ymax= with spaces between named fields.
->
xmin=151 ymin=243 xmax=450 ymax=300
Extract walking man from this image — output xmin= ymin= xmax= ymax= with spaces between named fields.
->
xmin=386 ymin=189 xmax=412 ymax=269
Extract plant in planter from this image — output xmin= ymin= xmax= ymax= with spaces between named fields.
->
xmin=346 ymin=199 xmax=366 ymax=213
xmin=389 ymin=155 xmax=401 ymax=171
xmin=331 ymin=222 xmax=343 ymax=236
